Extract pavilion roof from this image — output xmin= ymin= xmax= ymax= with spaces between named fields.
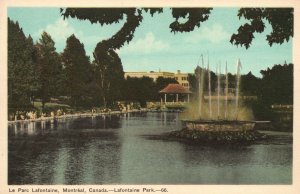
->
xmin=159 ymin=84 xmax=192 ymax=94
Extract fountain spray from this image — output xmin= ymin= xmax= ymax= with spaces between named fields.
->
xmin=235 ymin=59 xmax=242 ymax=120
xmin=198 ymin=70 xmax=201 ymax=118
xmin=216 ymin=65 xmax=219 ymax=119
xmin=217 ymin=63 xmax=221 ymax=120
xmin=196 ymin=54 xmax=205 ymax=119
xmin=207 ymin=55 xmax=212 ymax=119
xmin=225 ymin=62 xmax=228 ymax=120
xmin=200 ymin=54 xmax=205 ymax=119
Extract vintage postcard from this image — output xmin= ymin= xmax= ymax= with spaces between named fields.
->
xmin=0 ymin=0 xmax=299 ymax=194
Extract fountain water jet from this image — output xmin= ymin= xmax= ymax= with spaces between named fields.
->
xmin=235 ymin=59 xmax=242 ymax=120
xmin=181 ymin=58 xmax=267 ymax=132
xmin=217 ymin=63 xmax=221 ymax=119
xmin=198 ymin=55 xmax=205 ymax=119
xmin=207 ymin=55 xmax=212 ymax=119
xmin=197 ymin=57 xmax=201 ymax=118
xmin=225 ymin=62 xmax=228 ymax=120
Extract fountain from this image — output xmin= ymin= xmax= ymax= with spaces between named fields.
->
xmin=170 ymin=57 xmax=269 ymax=143
xmin=183 ymin=58 xmax=258 ymax=131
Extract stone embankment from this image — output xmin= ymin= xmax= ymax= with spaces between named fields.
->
xmin=168 ymin=129 xmax=267 ymax=144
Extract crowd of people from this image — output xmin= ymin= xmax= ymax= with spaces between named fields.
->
xmin=11 ymin=109 xmax=66 ymax=121
xmin=8 ymin=102 xmax=144 ymax=122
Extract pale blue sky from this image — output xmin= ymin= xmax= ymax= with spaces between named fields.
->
xmin=8 ymin=7 xmax=293 ymax=77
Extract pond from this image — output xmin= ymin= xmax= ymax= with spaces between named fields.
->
xmin=8 ymin=112 xmax=292 ymax=185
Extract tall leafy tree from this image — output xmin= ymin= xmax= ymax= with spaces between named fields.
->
xmin=8 ymin=18 xmax=36 ymax=111
xmin=240 ymin=72 xmax=261 ymax=95
xmin=251 ymin=63 xmax=293 ymax=122
xmin=85 ymin=64 xmax=103 ymax=107
xmin=260 ymin=63 xmax=293 ymax=105
xmin=124 ymin=76 xmax=156 ymax=107
xmin=93 ymin=42 xmax=124 ymax=107
xmin=62 ymin=34 xmax=92 ymax=107
xmin=35 ymin=32 xmax=62 ymax=111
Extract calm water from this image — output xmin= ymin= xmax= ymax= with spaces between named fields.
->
xmin=8 ymin=112 xmax=292 ymax=185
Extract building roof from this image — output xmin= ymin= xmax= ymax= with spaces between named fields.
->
xmin=159 ymin=84 xmax=192 ymax=94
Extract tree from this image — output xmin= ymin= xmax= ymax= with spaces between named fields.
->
xmin=188 ymin=66 xmax=218 ymax=93
xmin=250 ymin=63 xmax=293 ymax=122
xmin=231 ymin=8 xmax=293 ymax=48
xmin=35 ymin=32 xmax=62 ymax=111
xmin=187 ymin=73 xmax=197 ymax=94
xmin=93 ymin=42 xmax=124 ymax=108
xmin=124 ymin=76 xmax=156 ymax=107
xmin=62 ymin=34 xmax=92 ymax=107
xmin=156 ymin=77 xmax=178 ymax=90
xmin=61 ymin=8 xmax=212 ymax=50
xmin=122 ymin=76 xmax=178 ymax=105
xmin=60 ymin=8 xmax=212 ymax=75
xmin=8 ymin=18 xmax=36 ymax=111
xmin=61 ymin=8 xmax=293 ymax=52
xmin=240 ymin=71 xmax=261 ymax=95
xmin=260 ymin=63 xmax=293 ymax=105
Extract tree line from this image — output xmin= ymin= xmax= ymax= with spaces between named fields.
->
xmin=8 ymin=18 xmax=178 ymax=114
xmin=188 ymin=63 xmax=293 ymax=105
xmin=8 ymin=17 xmax=293 ymax=115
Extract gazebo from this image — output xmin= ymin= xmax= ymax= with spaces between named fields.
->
xmin=159 ymin=84 xmax=192 ymax=104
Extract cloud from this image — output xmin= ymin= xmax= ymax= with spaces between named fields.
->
xmin=35 ymin=18 xmax=78 ymax=43
xmin=34 ymin=18 xmax=104 ymax=54
xmin=185 ymin=24 xmax=230 ymax=44
xmin=80 ymin=35 xmax=105 ymax=46
xmin=119 ymin=32 xmax=170 ymax=54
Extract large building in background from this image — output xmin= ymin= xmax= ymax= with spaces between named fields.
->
xmin=174 ymin=70 xmax=189 ymax=88
xmin=124 ymin=70 xmax=190 ymax=89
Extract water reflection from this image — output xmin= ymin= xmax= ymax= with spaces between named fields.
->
xmin=8 ymin=112 xmax=292 ymax=185
xmin=9 ymin=115 xmax=122 ymax=185
xmin=182 ymin=145 xmax=254 ymax=167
